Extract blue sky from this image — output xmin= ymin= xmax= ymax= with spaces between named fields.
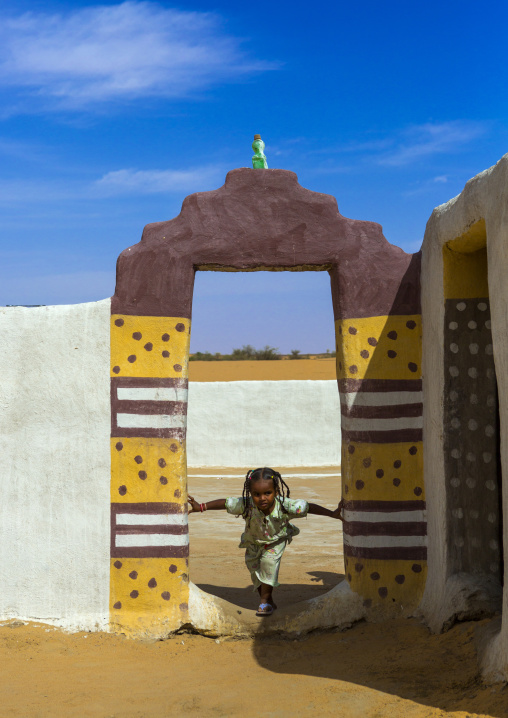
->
xmin=0 ymin=0 xmax=506 ymax=353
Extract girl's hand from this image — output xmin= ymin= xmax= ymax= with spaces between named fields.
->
xmin=187 ymin=494 xmax=201 ymax=513
xmin=331 ymin=498 xmax=345 ymax=521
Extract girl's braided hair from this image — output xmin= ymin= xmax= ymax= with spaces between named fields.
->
xmin=241 ymin=467 xmax=291 ymax=525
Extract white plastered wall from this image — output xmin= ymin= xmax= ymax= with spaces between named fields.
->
xmin=186 ymin=380 xmax=341 ymax=467
xmin=420 ymin=153 xmax=508 ymax=682
xmin=0 ymin=300 xmax=111 ymax=631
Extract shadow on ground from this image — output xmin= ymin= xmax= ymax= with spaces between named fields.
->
xmin=196 ymin=571 xmax=345 ymax=610
xmin=251 ymin=615 xmax=507 ymax=717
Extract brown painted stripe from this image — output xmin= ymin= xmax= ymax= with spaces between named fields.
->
xmin=343 ymin=521 xmax=427 ymax=537
xmin=111 ymin=545 xmax=189 ymax=559
xmin=339 ymin=379 xmax=422 ymax=393
xmin=341 ymin=403 xmax=422 ymax=419
xmin=344 ymin=544 xmax=427 ymax=560
xmin=111 ymin=502 xmax=185 ymax=515
xmin=342 ymin=500 xmax=426 ymax=512
xmin=115 ymin=525 xmax=189 ymax=535
xmin=113 ymin=399 xmax=187 ymax=415
xmin=111 ymin=425 xmax=186 ymax=440
xmin=341 ymin=428 xmax=423 ymax=443
xmin=111 ymin=377 xmax=188 ymax=389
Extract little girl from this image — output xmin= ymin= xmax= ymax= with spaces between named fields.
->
xmin=188 ymin=466 xmax=344 ymax=616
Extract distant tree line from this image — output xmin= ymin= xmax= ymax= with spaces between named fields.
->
xmin=189 ymin=345 xmax=336 ymax=361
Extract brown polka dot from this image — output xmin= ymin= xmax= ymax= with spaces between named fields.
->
xmin=363 ymin=457 xmax=371 ymax=468
xmin=355 ymin=479 xmax=365 ymax=490
xmin=387 ymin=350 xmax=397 ymax=358
xmin=132 ymin=332 xmax=142 ymax=340
xmin=170 ymin=444 xmax=178 ymax=453
xmin=113 ymin=601 xmax=122 ymax=609
xmin=348 ymin=444 xmax=355 ymax=454
xmin=160 ymin=476 xmax=168 ymax=485
xmin=129 ymin=571 xmax=138 ymax=580
xmin=144 ymin=342 xmax=153 ymax=351
xmin=174 ymin=489 xmax=181 ymax=498
xmin=134 ymin=455 xmax=143 ymax=464
xmin=162 ymin=350 xmax=170 ymax=358
xmin=395 ymin=575 xmax=405 ymax=584
xmin=148 ymin=578 xmax=157 ymax=588
xmin=409 ymin=446 xmax=417 ymax=455
xmin=370 ymin=572 xmax=380 ymax=580
xmin=376 ymin=469 xmax=384 ymax=478
xmin=393 ymin=460 xmax=401 ymax=468
xmin=169 ymin=564 xmax=178 ymax=573
xmin=127 ymin=355 xmax=137 ymax=363
xmin=162 ymin=333 xmax=170 ymax=342
xmin=161 ymin=591 xmax=171 ymax=601
xmin=360 ymin=349 xmax=369 ymax=359
xmin=344 ymin=484 xmax=349 ymax=494
xmin=179 ymin=602 xmax=188 ymax=611
xmin=113 ymin=366 xmax=121 ymax=374
xmin=406 ymin=320 xmax=417 ymax=330
xmin=130 ymin=590 xmax=139 ymax=599
xmin=338 ymin=362 xmax=342 ymax=370
xmin=176 ymin=323 xmax=185 ymax=332
xmin=378 ymin=587 xmax=388 ymax=598
xmin=414 ymin=486 xmax=423 ymax=496
xmin=367 ymin=337 xmax=377 ymax=346
xmin=349 ymin=365 xmax=358 ymax=374
xmin=115 ymin=442 xmax=123 ymax=451
xmin=408 ymin=362 xmax=418 ymax=373
xmin=355 ymin=563 xmax=363 ymax=572
xmin=118 ymin=485 xmax=127 ymax=496
xmin=114 ymin=560 xmax=122 ymax=569
xmin=173 ymin=364 xmax=182 ymax=372
xmin=114 ymin=318 xmax=124 ymax=327
xmin=158 ymin=458 xmax=166 ymax=468
xmin=363 ymin=598 xmax=372 ymax=608
xmin=393 ymin=478 xmax=401 ymax=487
xmin=138 ymin=470 xmax=147 ymax=480
xmin=412 ymin=564 xmax=422 ymax=573
xmin=348 ymin=326 xmax=357 ymax=335
xmin=347 ymin=573 xmax=352 ymax=582
xmin=387 ymin=330 xmax=398 ymax=340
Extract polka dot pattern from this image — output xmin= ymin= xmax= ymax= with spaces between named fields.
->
xmin=443 ymin=297 xmax=501 ymax=581
xmin=111 ymin=315 xmax=190 ymax=378
xmin=345 ymin=557 xmax=427 ymax=606
xmin=335 ymin=315 xmax=421 ymax=381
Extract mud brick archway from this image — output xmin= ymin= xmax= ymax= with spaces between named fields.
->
xmin=108 ymin=168 xmax=424 ymax=637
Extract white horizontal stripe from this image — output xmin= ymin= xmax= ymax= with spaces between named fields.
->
xmin=116 ymin=513 xmax=187 ymax=526
xmin=343 ymin=510 xmax=426 ymax=523
xmin=117 ymin=387 xmax=188 ymax=402
xmin=115 ymin=533 xmax=189 ymax=548
xmin=116 ymin=413 xmax=186 ymax=429
xmin=341 ymin=415 xmax=423 ymax=431
xmin=340 ymin=391 xmax=422 ymax=409
xmin=343 ymin=535 xmax=427 ymax=548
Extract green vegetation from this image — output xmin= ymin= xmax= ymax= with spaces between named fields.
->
xmin=189 ymin=345 xmax=337 ymax=361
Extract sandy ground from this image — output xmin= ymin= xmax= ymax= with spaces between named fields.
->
xmin=3 ymin=471 xmax=507 ymax=717
xmin=188 ymin=358 xmax=337 ymax=382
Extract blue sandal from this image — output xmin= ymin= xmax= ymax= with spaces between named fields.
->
xmin=256 ymin=603 xmax=274 ymax=617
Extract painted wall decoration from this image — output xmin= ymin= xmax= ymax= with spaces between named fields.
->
xmin=110 ymin=167 xmax=425 ymax=633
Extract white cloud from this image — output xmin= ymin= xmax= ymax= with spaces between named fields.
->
xmin=376 ymin=121 xmax=487 ymax=167
xmin=0 ymin=2 xmax=273 ymax=110
xmin=93 ymin=166 xmax=224 ymax=196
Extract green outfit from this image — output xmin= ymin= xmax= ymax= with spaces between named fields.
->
xmin=225 ymin=496 xmax=309 ymax=588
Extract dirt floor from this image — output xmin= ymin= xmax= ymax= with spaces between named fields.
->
xmin=188 ymin=357 xmax=337 ymax=381
xmin=3 ymin=470 xmax=507 ymax=717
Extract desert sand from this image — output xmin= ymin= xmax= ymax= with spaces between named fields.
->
xmin=188 ymin=357 xmax=337 ymax=382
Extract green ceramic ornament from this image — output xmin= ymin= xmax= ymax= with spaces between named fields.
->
xmin=252 ymin=134 xmax=268 ymax=169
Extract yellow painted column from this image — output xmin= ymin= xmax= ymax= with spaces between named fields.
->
xmin=109 ymin=315 xmax=190 ymax=637
xmin=336 ymin=314 xmax=426 ymax=609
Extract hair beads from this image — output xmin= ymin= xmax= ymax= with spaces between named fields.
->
xmin=241 ymin=467 xmax=291 ymax=526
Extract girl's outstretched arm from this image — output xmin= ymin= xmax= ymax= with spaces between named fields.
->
xmin=308 ymin=498 xmax=344 ymax=521
xmin=188 ymin=495 xmax=226 ymax=513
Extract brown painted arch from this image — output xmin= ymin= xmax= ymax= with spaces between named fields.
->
xmin=112 ymin=168 xmax=420 ymax=320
